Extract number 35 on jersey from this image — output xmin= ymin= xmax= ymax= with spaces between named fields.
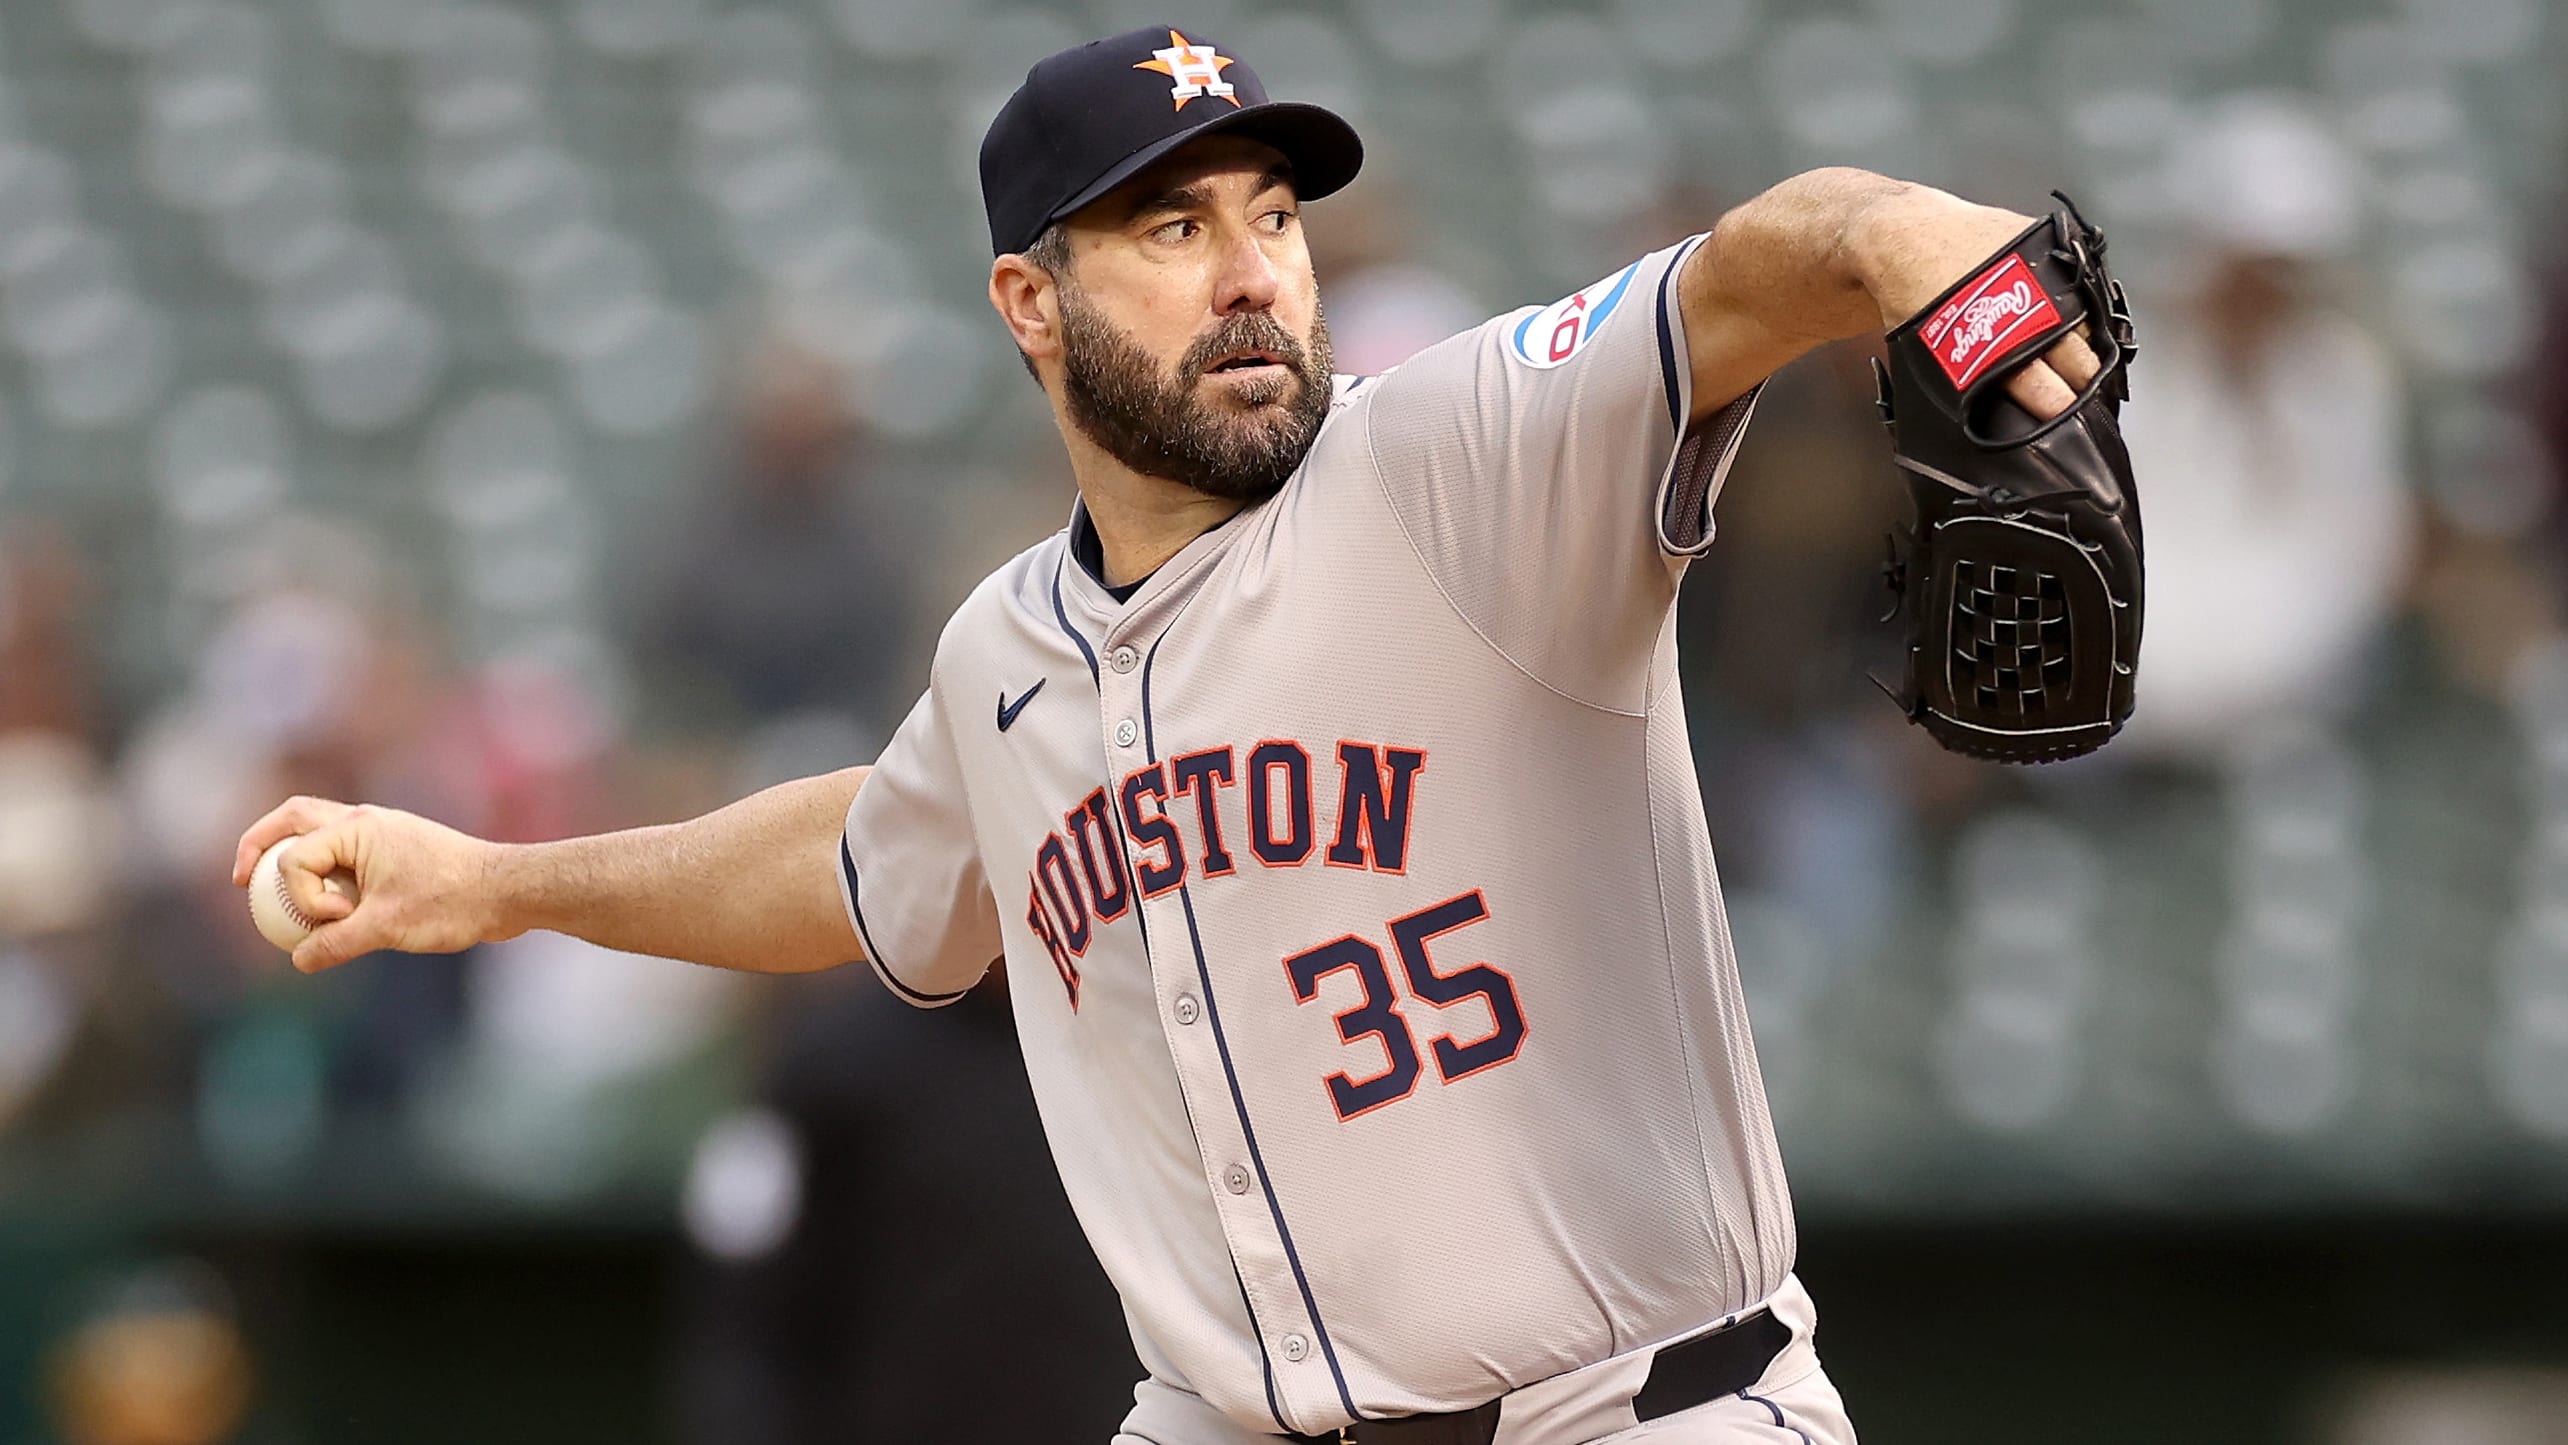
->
xmin=1017 ymin=734 xmax=1530 ymax=1121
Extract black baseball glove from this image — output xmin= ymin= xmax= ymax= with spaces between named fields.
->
xmin=1873 ymin=193 xmax=2142 ymax=764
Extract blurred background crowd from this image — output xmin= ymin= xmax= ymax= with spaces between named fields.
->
xmin=0 ymin=0 xmax=2563 ymax=1441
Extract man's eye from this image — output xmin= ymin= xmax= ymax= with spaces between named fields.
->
xmin=1152 ymin=218 xmax=1200 ymax=243
xmin=1263 ymin=210 xmax=1296 ymax=232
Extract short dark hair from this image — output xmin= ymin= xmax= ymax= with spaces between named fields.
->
xmin=1015 ymin=222 xmax=1071 ymax=381
xmin=1024 ymin=221 xmax=1070 ymax=274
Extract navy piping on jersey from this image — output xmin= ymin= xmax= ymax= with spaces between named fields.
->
xmin=1138 ymin=637 xmax=1157 ymax=756
xmin=1049 ymin=557 xmax=1102 ymax=684
xmin=1114 ymin=810 xmax=1290 ymax=1435
xmin=839 ymin=837 xmax=969 ymax=1005
xmin=1142 ymin=630 xmax=1363 ymax=1424
xmin=1126 ymin=659 xmax=1291 ymax=1435
xmin=1053 ymin=552 xmax=1294 ymax=1434
xmin=1654 ymin=238 xmax=1737 ymax=553
xmin=1135 ymin=631 xmax=1294 ymax=1437
xmin=1654 ymin=244 xmax=1684 ymax=439
xmin=1240 ymin=1261 xmax=1288 ymax=1432
xmin=1739 ymin=1390 xmax=1815 ymax=1445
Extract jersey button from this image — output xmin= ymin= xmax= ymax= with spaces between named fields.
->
xmin=1222 ymin=1163 xmax=1251 ymax=1195
xmin=1110 ymin=645 xmax=1139 ymax=673
xmin=1114 ymin=718 xmax=1139 ymax=747
xmin=1174 ymin=994 xmax=1200 ymax=1025
xmin=1280 ymin=1333 xmax=1310 ymax=1363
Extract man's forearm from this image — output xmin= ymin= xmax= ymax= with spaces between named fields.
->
xmin=1682 ymin=168 xmax=2061 ymax=419
xmin=1702 ymin=168 xmax=1966 ymax=345
xmin=495 ymin=766 xmax=869 ymax=975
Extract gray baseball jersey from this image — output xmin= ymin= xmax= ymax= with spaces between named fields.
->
xmin=836 ymin=234 xmax=1791 ymax=1437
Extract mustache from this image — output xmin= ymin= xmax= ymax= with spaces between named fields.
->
xmin=1178 ymin=312 xmax=1310 ymax=386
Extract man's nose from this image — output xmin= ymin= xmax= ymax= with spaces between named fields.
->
xmin=1213 ymin=223 xmax=1281 ymax=315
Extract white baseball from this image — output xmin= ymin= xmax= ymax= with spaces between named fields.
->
xmin=247 ymin=837 xmax=359 ymax=952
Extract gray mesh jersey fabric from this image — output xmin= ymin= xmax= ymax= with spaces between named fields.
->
xmin=835 ymin=234 xmax=1792 ymax=1437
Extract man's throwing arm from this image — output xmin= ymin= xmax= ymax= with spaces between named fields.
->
xmin=1674 ymin=169 xmax=2144 ymax=763
xmin=1676 ymin=167 xmax=2100 ymax=425
xmin=230 ymin=768 xmax=871 ymax=976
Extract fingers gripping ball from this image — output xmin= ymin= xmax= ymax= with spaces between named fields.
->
xmin=247 ymin=838 xmax=358 ymax=952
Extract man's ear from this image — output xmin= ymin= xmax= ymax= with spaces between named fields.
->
xmin=989 ymin=255 xmax=1061 ymax=369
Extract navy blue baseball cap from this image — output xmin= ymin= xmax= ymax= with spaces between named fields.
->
xmin=979 ymin=25 xmax=1364 ymax=256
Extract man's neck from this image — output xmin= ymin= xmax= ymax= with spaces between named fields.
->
xmin=1060 ymin=424 xmax=1249 ymax=588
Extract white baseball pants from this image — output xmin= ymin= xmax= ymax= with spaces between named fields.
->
xmin=1115 ymin=1276 xmax=1857 ymax=1445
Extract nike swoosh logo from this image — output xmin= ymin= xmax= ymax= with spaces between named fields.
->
xmin=997 ymin=679 xmax=1045 ymax=732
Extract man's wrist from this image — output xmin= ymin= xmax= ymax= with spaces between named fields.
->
xmin=477 ymin=838 xmax=540 ymax=944
xmin=1846 ymin=187 xmax=2042 ymax=331
xmin=1840 ymin=184 xmax=1968 ymax=309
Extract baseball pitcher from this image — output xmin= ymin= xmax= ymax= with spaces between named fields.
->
xmin=234 ymin=25 xmax=2140 ymax=1445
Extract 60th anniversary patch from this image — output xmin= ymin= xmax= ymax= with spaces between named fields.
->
xmin=1508 ymin=259 xmax=1641 ymax=369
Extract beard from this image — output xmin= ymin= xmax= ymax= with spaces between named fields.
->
xmin=1055 ymin=284 xmax=1334 ymax=504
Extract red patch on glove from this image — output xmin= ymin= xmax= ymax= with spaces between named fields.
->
xmin=1918 ymin=253 xmax=2062 ymax=391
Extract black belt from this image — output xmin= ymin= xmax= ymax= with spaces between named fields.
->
xmin=1288 ymin=1308 xmax=1791 ymax=1445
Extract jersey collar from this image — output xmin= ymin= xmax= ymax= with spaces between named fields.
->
xmin=1054 ymin=491 xmax=1262 ymax=643
xmin=1054 ymin=384 xmax=1360 ymax=628
xmin=1067 ymin=503 xmax=1154 ymax=603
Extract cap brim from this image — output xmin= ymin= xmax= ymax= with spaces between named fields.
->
xmin=1043 ymin=101 xmax=1364 ymax=240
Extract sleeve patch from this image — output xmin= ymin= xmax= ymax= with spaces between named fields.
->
xmin=1507 ymin=259 xmax=1643 ymax=369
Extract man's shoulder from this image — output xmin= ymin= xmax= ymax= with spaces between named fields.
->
xmin=1336 ymin=309 xmax=1524 ymax=415
xmin=930 ymin=526 xmax=1070 ymax=666
xmin=1328 ymin=372 xmax=1382 ymax=407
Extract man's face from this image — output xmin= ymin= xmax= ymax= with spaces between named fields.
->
xmin=1044 ymin=137 xmax=1333 ymax=503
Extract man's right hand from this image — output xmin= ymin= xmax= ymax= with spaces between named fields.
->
xmin=231 ymin=796 xmax=515 ymax=974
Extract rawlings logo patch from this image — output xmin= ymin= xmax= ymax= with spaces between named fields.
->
xmin=1919 ymin=254 xmax=2062 ymax=390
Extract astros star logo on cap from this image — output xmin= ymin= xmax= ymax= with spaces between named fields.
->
xmin=1133 ymin=29 xmax=1239 ymax=110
